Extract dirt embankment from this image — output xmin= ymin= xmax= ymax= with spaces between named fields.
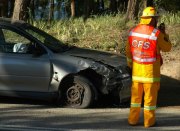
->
xmin=159 ymin=47 xmax=180 ymax=107
xmin=160 ymin=25 xmax=180 ymax=84
xmin=161 ymin=46 xmax=180 ymax=87
xmin=161 ymin=48 xmax=180 ymax=82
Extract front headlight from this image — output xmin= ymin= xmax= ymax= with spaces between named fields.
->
xmin=116 ymin=66 xmax=131 ymax=78
xmin=91 ymin=62 xmax=111 ymax=77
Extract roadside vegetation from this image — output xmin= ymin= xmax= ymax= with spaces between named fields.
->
xmin=33 ymin=12 xmax=180 ymax=55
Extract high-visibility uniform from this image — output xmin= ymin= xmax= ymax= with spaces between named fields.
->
xmin=126 ymin=24 xmax=171 ymax=127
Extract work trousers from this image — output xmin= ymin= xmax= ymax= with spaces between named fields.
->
xmin=128 ymin=82 xmax=160 ymax=127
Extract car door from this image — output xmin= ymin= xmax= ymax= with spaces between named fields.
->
xmin=0 ymin=27 xmax=51 ymax=92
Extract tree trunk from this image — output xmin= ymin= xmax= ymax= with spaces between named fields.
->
xmin=110 ymin=0 xmax=117 ymax=13
xmin=83 ymin=0 xmax=92 ymax=21
xmin=49 ymin=0 xmax=54 ymax=23
xmin=136 ymin=0 xmax=147 ymax=18
xmin=117 ymin=0 xmax=128 ymax=12
xmin=71 ymin=0 xmax=75 ymax=18
xmin=29 ymin=0 xmax=35 ymax=24
xmin=125 ymin=0 xmax=138 ymax=21
xmin=12 ymin=0 xmax=31 ymax=20
xmin=9 ymin=0 xmax=15 ymax=17
xmin=99 ymin=0 xmax=104 ymax=11
xmin=30 ymin=0 xmax=35 ymax=18
xmin=0 ymin=0 xmax=8 ymax=17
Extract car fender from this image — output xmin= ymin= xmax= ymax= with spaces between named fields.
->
xmin=48 ymin=55 xmax=93 ymax=92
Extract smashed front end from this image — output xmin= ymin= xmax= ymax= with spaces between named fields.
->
xmin=90 ymin=62 xmax=132 ymax=103
xmin=62 ymin=47 xmax=131 ymax=103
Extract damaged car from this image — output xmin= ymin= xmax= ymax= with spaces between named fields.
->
xmin=0 ymin=18 xmax=131 ymax=108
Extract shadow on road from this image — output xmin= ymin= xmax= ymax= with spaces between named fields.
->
xmin=95 ymin=74 xmax=180 ymax=108
xmin=158 ymin=75 xmax=180 ymax=107
xmin=96 ymin=74 xmax=180 ymax=108
xmin=0 ymin=75 xmax=179 ymax=108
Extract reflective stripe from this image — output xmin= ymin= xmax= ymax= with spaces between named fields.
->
xmin=132 ymin=76 xmax=160 ymax=82
xmin=127 ymin=57 xmax=132 ymax=62
xmin=151 ymin=29 xmax=158 ymax=36
xmin=144 ymin=105 xmax=156 ymax=110
xmin=129 ymin=31 xmax=157 ymax=40
xmin=133 ymin=56 xmax=156 ymax=63
xmin=131 ymin=103 xmax=141 ymax=107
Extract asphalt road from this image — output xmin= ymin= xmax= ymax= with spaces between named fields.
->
xmin=0 ymin=82 xmax=180 ymax=131
xmin=0 ymin=102 xmax=180 ymax=131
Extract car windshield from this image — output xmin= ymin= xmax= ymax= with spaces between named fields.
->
xmin=24 ymin=25 xmax=70 ymax=52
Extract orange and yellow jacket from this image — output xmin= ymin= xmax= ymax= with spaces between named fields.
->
xmin=126 ymin=24 xmax=172 ymax=83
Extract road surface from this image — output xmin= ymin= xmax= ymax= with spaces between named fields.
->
xmin=0 ymin=79 xmax=180 ymax=131
xmin=0 ymin=102 xmax=180 ymax=131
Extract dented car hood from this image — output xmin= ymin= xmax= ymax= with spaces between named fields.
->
xmin=62 ymin=47 xmax=127 ymax=67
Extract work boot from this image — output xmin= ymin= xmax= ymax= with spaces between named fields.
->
xmin=144 ymin=122 xmax=157 ymax=128
xmin=128 ymin=121 xmax=139 ymax=126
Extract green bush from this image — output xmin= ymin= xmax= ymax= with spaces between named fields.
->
xmin=33 ymin=12 xmax=180 ymax=53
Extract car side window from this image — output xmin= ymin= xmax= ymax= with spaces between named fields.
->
xmin=0 ymin=28 xmax=31 ymax=54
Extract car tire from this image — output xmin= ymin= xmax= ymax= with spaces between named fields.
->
xmin=61 ymin=75 xmax=95 ymax=109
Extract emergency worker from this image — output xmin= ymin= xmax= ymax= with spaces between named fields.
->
xmin=126 ymin=7 xmax=172 ymax=128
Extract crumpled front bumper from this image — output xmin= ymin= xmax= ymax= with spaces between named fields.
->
xmin=119 ymin=77 xmax=131 ymax=103
xmin=104 ymin=66 xmax=132 ymax=102
xmin=91 ymin=62 xmax=131 ymax=102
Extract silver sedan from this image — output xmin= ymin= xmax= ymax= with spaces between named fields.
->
xmin=0 ymin=18 xmax=131 ymax=108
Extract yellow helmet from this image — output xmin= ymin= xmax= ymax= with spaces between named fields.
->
xmin=141 ymin=7 xmax=159 ymax=18
xmin=140 ymin=7 xmax=159 ymax=25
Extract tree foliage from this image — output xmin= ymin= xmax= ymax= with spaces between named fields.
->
xmin=0 ymin=0 xmax=179 ymax=21
xmin=154 ymin=0 xmax=180 ymax=12
xmin=13 ymin=0 xmax=31 ymax=20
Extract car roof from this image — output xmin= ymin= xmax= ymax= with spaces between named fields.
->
xmin=0 ymin=17 xmax=27 ymax=28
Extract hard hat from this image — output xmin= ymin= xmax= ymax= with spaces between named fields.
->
xmin=140 ymin=7 xmax=159 ymax=25
xmin=141 ymin=7 xmax=159 ymax=18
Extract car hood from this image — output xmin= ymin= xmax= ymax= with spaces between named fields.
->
xmin=62 ymin=47 xmax=127 ymax=67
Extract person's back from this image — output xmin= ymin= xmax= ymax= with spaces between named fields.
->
xmin=126 ymin=7 xmax=171 ymax=128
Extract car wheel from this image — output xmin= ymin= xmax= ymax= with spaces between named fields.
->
xmin=61 ymin=75 xmax=95 ymax=108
